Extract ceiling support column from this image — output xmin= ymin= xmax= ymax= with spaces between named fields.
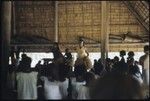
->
xmin=101 ymin=1 xmax=109 ymax=67
xmin=1 ymin=1 xmax=12 ymax=99
xmin=54 ymin=1 xmax=58 ymax=42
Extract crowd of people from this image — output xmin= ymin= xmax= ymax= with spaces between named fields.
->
xmin=6 ymin=41 xmax=149 ymax=100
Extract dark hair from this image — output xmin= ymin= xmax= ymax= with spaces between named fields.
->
xmin=114 ymin=56 xmax=119 ymax=62
xmin=21 ymin=54 xmax=27 ymax=61
xmin=120 ymin=50 xmax=126 ymax=57
xmin=65 ymin=48 xmax=69 ymax=52
xmin=128 ymin=51 xmax=134 ymax=57
xmin=144 ymin=45 xmax=149 ymax=53
xmin=24 ymin=56 xmax=32 ymax=65
xmin=17 ymin=56 xmax=32 ymax=72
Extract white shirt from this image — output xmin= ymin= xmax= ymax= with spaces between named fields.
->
xmin=77 ymin=85 xmax=90 ymax=99
xmin=59 ymin=78 xmax=69 ymax=99
xmin=72 ymin=80 xmax=86 ymax=99
xmin=16 ymin=72 xmax=38 ymax=100
xmin=132 ymin=74 xmax=143 ymax=85
xmin=41 ymin=76 xmax=62 ymax=100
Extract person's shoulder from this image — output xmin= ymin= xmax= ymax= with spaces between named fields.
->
xmin=32 ymin=71 xmax=38 ymax=74
xmin=16 ymin=72 xmax=22 ymax=77
xmin=139 ymin=54 xmax=147 ymax=61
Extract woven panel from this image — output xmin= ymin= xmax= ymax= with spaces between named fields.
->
xmin=58 ymin=1 xmax=101 ymax=44
xmin=15 ymin=1 xmax=55 ymax=42
xmin=109 ymin=1 xmax=145 ymax=35
xmin=12 ymin=1 xmax=148 ymax=52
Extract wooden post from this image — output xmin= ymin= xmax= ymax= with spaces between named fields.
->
xmin=101 ymin=1 xmax=109 ymax=67
xmin=1 ymin=1 xmax=12 ymax=99
xmin=12 ymin=1 xmax=16 ymax=36
xmin=54 ymin=1 xmax=58 ymax=42
xmin=106 ymin=2 xmax=110 ymax=59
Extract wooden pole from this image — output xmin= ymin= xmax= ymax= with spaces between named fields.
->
xmin=54 ymin=1 xmax=58 ymax=42
xmin=106 ymin=2 xmax=110 ymax=58
xmin=101 ymin=1 xmax=109 ymax=67
xmin=12 ymin=1 xmax=16 ymax=36
xmin=1 ymin=1 xmax=12 ymax=99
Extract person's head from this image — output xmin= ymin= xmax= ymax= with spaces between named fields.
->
xmin=79 ymin=40 xmax=84 ymax=48
xmin=128 ymin=51 xmax=135 ymax=58
xmin=94 ymin=59 xmax=97 ymax=63
xmin=23 ymin=56 xmax=32 ymax=67
xmin=113 ymin=56 xmax=119 ymax=63
xmin=65 ymin=48 xmax=69 ymax=53
xmin=90 ymin=73 xmax=144 ymax=99
xmin=21 ymin=53 xmax=27 ymax=61
xmin=120 ymin=50 xmax=126 ymax=57
xmin=18 ymin=56 xmax=32 ymax=72
xmin=53 ymin=42 xmax=59 ymax=49
xmin=144 ymin=45 xmax=149 ymax=54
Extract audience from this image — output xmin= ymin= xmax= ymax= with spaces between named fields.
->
xmin=90 ymin=73 xmax=145 ymax=99
xmin=7 ymin=45 xmax=149 ymax=100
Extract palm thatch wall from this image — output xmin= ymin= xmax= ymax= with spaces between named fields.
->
xmin=11 ymin=1 xmax=149 ymax=52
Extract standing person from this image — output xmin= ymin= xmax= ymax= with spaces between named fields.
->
xmin=118 ymin=50 xmax=128 ymax=74
xmin=111 ymin=56 xmax=119 ymax=72
xmin=16 ymin=56 xmax=38 ymax=100
xmin=51 ymin=42 xmax=65 ymax=81
xmin=75 ymin=40 xmax=92 ymax=71
xmin=77 ymin=72 xmax=96 ymax=99
xmin=51 ymin=42 xmax=64 ymax=66
xmin=127 ymin=51 xmax=135 ymax=72
xmin=40 ymin=63 xmax=62 ymax=100
xmin=64 ymin=48 xmax=74 ymax=77
xmin=127 ymin=51 xmax=135 ymax=65
xmin=119 ymin=50 xmax=126 ymax=63
xmin=139 ymin=45 xmax=149 ymax=86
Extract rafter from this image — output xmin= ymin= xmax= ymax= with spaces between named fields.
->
xmin=123 ymin=1 xmax=149 ymax=34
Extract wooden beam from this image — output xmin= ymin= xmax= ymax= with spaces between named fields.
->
xmin=101 ymin=1 xmax=109 ymax=67
xmin=10 ymin=42 xmax=148 ymax=46
xmin=54 ymin=1 xmax=58 ymax=42
xmin=1 ymin=1 xmax=12 ymax=99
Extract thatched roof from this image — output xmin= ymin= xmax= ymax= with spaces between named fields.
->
xmin=11 ymin=1 xmax=149 ymax=52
